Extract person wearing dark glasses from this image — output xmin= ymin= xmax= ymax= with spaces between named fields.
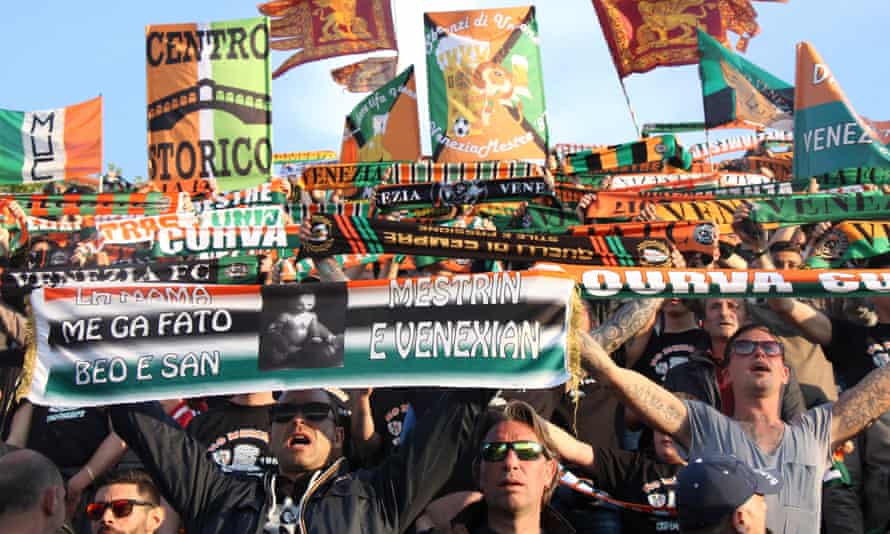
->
xmin=109 ymin=385 xmax=493 ymax=534
xmin=0 ymin=449 xmax=68 ymax=534
xmin=421 ymin=401 xmax=572 ymax=534
xmin=577 ymin=322 xmax=890 ymax=534
xmin=87 ymin=470 xmax=164 ymax=534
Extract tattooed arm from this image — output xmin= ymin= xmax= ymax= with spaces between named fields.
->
xmin=578 ymin=330 xmax=691 ymax=448
xmin=830 ymin=364 xmax=890 ymax=449
xmin=589 ymin=298 xmax=663 ymax=355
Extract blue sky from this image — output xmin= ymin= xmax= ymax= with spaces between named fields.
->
xmin=0 ymin=1 xmax=886 ymax=180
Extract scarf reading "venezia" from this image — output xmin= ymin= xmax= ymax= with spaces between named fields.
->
xmin=374 ymin=178 xmax=551 ymax=211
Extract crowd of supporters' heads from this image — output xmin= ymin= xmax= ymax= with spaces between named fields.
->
xmin=269 ymin=389 xmax=346 ymax=476
xmin=89 ymin=469 xmax=164 ymax=534
xmin=0 ymin=449 xmax=67 ymax=534
xmin=475 ymin=400 xmax=560 ymax=514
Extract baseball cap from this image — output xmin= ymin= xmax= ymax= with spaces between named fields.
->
xmin=677 ymin=455 xmax=782 ymax=530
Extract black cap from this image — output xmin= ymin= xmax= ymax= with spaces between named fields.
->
xmin=677 ymin=455 xmax=782 ymax=530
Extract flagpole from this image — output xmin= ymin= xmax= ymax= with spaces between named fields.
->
xmin=617 ymin=78 xmax=641 ymax=138
xmin=703 ymin=127 xmax=715 ymax=174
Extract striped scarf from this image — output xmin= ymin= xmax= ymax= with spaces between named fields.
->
xmin=387 ymin=161 xmax=543 ymax=184
xmin=301 ymin=215 xmax=671 ymax=266
xmin=561 ymin=136 xmax=692 ymax=175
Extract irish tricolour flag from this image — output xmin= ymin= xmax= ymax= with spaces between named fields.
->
xmin=0 ymin=96 xmax=102 ymax=184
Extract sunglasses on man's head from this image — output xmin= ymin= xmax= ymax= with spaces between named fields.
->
xmin=731 ymin=339 xmax=783 ymax=357
xmin=270 ymin=402 xmax=334 ymax=424
xmin=481 ymin=440 xmax=546 ymax=462
xmin=86 ymin=499 xmax=155 ymax=521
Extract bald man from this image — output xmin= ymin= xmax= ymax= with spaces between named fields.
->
xmin=0 ymin=449 xmax=67 ymax=534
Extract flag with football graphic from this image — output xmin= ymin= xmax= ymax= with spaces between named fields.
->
xmin=424 ymin=6 xmax=549 ymax=162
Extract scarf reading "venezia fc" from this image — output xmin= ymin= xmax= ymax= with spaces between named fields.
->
xmin=1 ymin=257 xmax=258 ymax=295
xmin=30 ymin=272 xmax=573 ymax=405
xmin=302 ymin=214 xmax=673 ymax=267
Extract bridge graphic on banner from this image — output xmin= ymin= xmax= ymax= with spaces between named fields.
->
xmin=147 ymin=79 xmax=271 ymax=132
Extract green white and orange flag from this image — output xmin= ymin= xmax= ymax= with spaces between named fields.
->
xmin=340 ymin=65 xmax=421 ymax=163
xmin=0 ymin=96 xmax=102 ymax=184
xmin=425 ymin=6 xmax=549 ymax=162
xmin=146 ymin=17 xmax=272 ymax=195
xmin=793 ymin=42 xmax=890 ymax=178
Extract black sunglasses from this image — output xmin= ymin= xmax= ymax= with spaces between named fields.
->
xmin=731 ymin=339 xmax=784 ymax=357
xmin=86 ymin=499 xmax=155 ymax=521
xmin=271 ymin=402 xmax=334 ymax=424
xmin=481 ymin=440 xmax=546 ymax=462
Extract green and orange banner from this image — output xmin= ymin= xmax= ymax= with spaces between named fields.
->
xmin=0 ymin=96 xmax=102 ymax=184
xmin=425 ymin=6 xmax=549 ymax=162
xmin=146 ymin=17 xmax=272 ymax=194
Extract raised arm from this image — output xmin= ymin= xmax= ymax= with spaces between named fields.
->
xmin=579 ymin=331 xmax=690 ymax=448
xmin=589 ymin=298 xmax=662 ymax=355
xmin=830 ymin=364 xmax=890 ymax=449
xmin=370 ymin=389 xmax=494 ymax=530
xmin=732 ymin=202 xmax=833 ymax=346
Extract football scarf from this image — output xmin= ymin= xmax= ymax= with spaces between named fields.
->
xmin=387 ymin=161 xmax=544 ymax=185
xmin=561 ymin=136 xmax=692 ymax=175
xmin=301 ymin=214 xmax=672 ymax=267
xmin=806 ymin=221 xmax=890 ymax=268
xmin=1 ymin=257 xmax=258 ymax=295
xmin=569 ymin=221 xmax=718 ymax=259
xmin=374 ymin=178 xmax=551 ymax=211
xmin=750 ymin=192 xmax=890 ymax=225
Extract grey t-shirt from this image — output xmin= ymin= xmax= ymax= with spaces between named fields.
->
xmin=684 ymin=400 xmax=833 ymax=534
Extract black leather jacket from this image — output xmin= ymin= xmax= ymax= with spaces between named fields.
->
xmin=110 ymin=389 xmax=492 ymax=534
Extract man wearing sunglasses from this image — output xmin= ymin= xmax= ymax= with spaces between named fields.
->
xmin=87 ymin=470 xmax=164 ymax=534
xmin=424 ymin=400 xmax=570 ymax=534
xmin=109 ymin=385 xmax=492 ymax=534
xmin=578 ymin=322 xmax=890 ymax=534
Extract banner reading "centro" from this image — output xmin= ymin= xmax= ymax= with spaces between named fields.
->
xmin=146 ymin=17 xmax=272 ymax=194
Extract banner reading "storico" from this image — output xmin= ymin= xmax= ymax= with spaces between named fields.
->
xmin=146 ymin=17 xmax=272 ymax=194
xmin=30 ymin=272 xmax=572 ymax=406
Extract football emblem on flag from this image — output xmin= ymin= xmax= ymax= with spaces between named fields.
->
xmin=452 ymin=116 xmax=471 ymax=137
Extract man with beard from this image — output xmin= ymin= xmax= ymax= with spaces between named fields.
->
xmin=87 ymin=470 xmax=164 ymax=534
xmin=576 ymin=322 xmax=890 ymax=533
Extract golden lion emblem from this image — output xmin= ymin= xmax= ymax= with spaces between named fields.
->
xmin=636 ymin=0 xmax=710 ymax=50
xmin=312 ymin=0 xmax=371 ymax=43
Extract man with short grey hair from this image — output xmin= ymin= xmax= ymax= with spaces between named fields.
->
xmin=0 ymin=448 xmax=67 ymax=534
